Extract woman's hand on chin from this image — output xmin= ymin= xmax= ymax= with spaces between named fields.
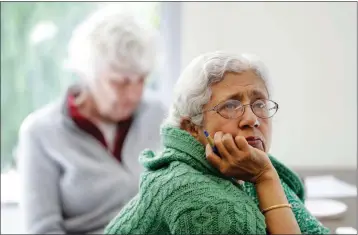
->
xmin=205 ymin=131 xmax=277 ymax=184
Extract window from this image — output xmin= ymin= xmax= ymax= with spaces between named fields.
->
xmin=0 ymin=2 xmax=161 ymax=172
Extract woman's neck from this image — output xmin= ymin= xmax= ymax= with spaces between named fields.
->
xmin=74 ymin=89 xmax=104 ymax=124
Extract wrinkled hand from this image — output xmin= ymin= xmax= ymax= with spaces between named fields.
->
xmin=206 ymin=132 xmax=275 ymax=184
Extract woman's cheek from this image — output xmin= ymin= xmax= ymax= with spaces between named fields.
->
xmin=211 ymin=120 xmax=238 ymax=136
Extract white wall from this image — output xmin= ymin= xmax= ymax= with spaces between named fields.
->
xmin=1 ymin=205 xmax=23 ymax=234
xmin=181 ymin=2 xmax=357 ymax=169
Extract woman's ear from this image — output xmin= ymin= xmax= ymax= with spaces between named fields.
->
xmin=180 ymin=117 xmax=199 ymax=138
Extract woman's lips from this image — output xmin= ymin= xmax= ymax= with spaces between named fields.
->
xmin=245 ymin=136 xmax=264 ymax=150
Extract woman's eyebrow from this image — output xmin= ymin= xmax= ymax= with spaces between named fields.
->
xmin=220 ymin=89 xmax=267 ymax=102
xmin=248 ymin=89 xmax=268 ymax=98
xmin=226 ymin=92 xmax=244 ymax=101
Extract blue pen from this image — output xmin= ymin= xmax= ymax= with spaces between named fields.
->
xmin=203 ymin=130 xmax=220 ymax=156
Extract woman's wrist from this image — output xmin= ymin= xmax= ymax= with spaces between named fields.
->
xmin=253 ymin=165 xmax=300 ymax=234
xmin=254 ymin=166 xmax=280 ymax=186
xmin=254 ymin=166 xmax=289 ymax=209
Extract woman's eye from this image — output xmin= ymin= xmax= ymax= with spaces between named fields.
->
xmin=254 ymin=100 xmax=266 ymax=109
xmin=225 ymin=104 xmax=236 ymax=109
xmin=223 ymin=101 xmax=240 ymax=110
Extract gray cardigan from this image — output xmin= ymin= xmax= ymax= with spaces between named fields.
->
xmin=16 ymin=92 xmax=166 ymax=234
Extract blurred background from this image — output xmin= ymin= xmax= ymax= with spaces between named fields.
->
xmin=1 ymin=1 xmax=357 ymax=234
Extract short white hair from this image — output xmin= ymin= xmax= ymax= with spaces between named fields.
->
xmin=164 ymin=51 xmax=272 ymax=127
xmin=66 ymin=6 xmax=157 ymax=81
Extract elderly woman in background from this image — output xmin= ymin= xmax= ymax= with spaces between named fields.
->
xmin=17 ymin=7 xmax=165 ymax=234
xmin=105 ymin=52 xmax=329 ymax=234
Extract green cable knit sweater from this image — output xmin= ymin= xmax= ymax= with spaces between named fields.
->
xmin=105 ymin=126 xmax=329 ymax=234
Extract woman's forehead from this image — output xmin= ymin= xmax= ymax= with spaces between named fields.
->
xmin=210 ymin=71 xmax=268 ymax=101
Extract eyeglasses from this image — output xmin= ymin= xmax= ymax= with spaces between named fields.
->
xmin=198 ymin=99 xmax=279 ymax=119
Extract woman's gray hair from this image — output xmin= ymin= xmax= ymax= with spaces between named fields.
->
xmin=66 ymin=6 xmax=157 ymax=82
xmin=164 ymin=51 xmax=272 ymax=127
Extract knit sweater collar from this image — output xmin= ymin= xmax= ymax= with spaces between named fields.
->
xmin=140 ymin=125 xmax=224 ymax=178
xmin=140 ymin=125 xmax=305 ymax=200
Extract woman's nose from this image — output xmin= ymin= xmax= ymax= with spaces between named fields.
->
xmin=239 ymin=105 xmax=258 ymax=128
xmin=127 ymin=86 xmax=142 ymax=102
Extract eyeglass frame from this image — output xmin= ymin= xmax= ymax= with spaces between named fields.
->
xmin=192 ymin=98 xmax=279 ymax=119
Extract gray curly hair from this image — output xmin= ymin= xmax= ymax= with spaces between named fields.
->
xmin=66 ymin=6 xmax=157 ymax=82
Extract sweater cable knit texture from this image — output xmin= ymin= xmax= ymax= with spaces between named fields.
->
xmin=105 ymin=125 xmax=330 ymax=234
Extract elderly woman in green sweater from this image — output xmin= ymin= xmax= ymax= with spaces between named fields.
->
xmin=105 ymin=51 xmax=329 ymax=234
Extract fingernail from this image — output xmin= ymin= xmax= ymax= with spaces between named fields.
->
xmin=205 ymin=144 xmax=211 ymax=155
